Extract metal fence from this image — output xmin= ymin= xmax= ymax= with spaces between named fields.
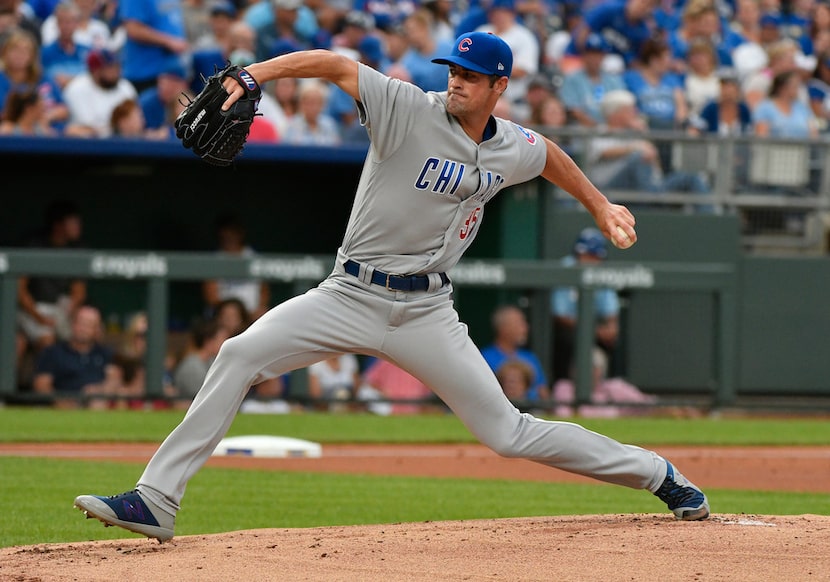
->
xmin=535 ymin=127 xmax=830 ymax=254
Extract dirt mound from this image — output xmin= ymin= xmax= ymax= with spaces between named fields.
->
xmin=2 ymin=514 xmax=828 ymax=582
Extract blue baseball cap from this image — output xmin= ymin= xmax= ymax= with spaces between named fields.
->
xmin=573 ymin=228 xmax=608 ymax=259
xmin=584 ymin=33 xmax=608 ymax=53
xmin=432 ymin=32 xmax=513 ymax=78
xmin=760 ymin=12 xmax=781 ymax=27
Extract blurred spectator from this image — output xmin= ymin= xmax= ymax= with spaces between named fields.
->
xmin=551 ymin=347 xmax=658 ymax=418
xmin=810 ymin=2 xmax=830 ymax=57
xmin=730 ymin=0 xmax=769 ymax=84
xmin=62 ymin=48 xmax=137 ymax=137
xmin=328 ymin=34 xmax=384 ymax=143
xmin=331 ymin=9 xmax=375 ymax=57
xmin=573 ymin=0 xmax=657 ymax=67
xmin=32 ymin=305 xmax=121 ymax=408
xmin=544 ymin=1 xmax=587 ymax=74
xmin=253 ymin=0 xmax=307 ymax=61
xmin=181 ymin=0 xmax=211 ymax=44
xmin=400 ymin=8 xmax=452 ymax=92
xmin=624 ymin=38 xmax=688 ymax=133
xmin=40 ymin=1 xmax=91 ymax=89
xmin=213 ymin=296 xmax=251 ymax=337
xmin=730 ymin=0 xmax=762 ymax=44
xmin=254 ymin=0 xmax=321 ymax=46
xmin=480 ymin=305 xmax=549 ymax=402
xmin=516 ymin=72 xmax=555 ymax=125
xmin=282 ymin=79 xmax=341 ymax=145
xmin=110 ymin=311 xmax=176 ymax=408
xmin=550 ymin=228 xmax=620 ymax=384
xmin=476 ymin=0 xmax=540 ymax=107
xmin=194 ymin=0 xmax=236 ymax=52
xmin=0 ymin=0 xmax=42 ymax=45
xmin=492 ymin=94 xmax=514 ymax=120
xmin=494 ymin=358 xmax=534 ymax=404
xmin=743 ymin=38 xmax=801 ymax=110
xmin=420 ymin=0 xmax=455 ymax=44
xmin=807 ymin=51 xmax=830 ymax=131
xmin=23 ymin=0 xmax=59 ymax=22
xmin=381 ymin=20 xmax=410 ymax=70
xmin=559 ymin=33 xmax=625 ymax=127
xmin=307 ymin=354 xmax=361 ymax=411
xmin=273 ymin=75 xmax=299 ymax=118
xmin=0 ymin=88 xmax=57 ymax=135
xmin=172 ymin=316 xmax=228 ymax=398
xmin=0 ymin=29 xmax=69 ymax=128
xmin=120 ymin=0 xmax=189 ymax=93
xmin=228 ymin=18 xmax=257 ymax=66
xmin=667 ymin=0 xmax=742 ymax=73
xmin=210 ymin=294 xmax=289 ymax=411
xmin=189 ymin=1 xmax=242 ymax=89
xmin=528 ymin=92 xmax=566 ymax=127
xmin=586 ymin=89 xmax=710 ymax=202
xmin=238 ymin=375 xmax=291 ymax=413
xmin=110 ymin=98 xmax=168 ymax=138
xmin=689 ymin=67 xmax=752 ymax=135
xmin=17 ymin=199 xmax=86 ymax=354
xmin=358 ymin=358 xmax=433 ymax=415
xmin=753 ymin=69 xmax=819 ymax=138
xmin=255 ymin=83 xmax=291 ymax=137
xmin=302 ymin=0 xmax=350 ymax=48
xmin=41 ymin=0 xmax=113 ymax=50
xmin=684 ymin=38 xmax=721 ymax=118
xmin=138 ymin=62 xmax=190 ymax=134
xmin=778 ymin=0 xmax=814 ymax=59
xmin=202 ymin=212 xmax=271 ymax=320
xmin=354 ymin=0 xmax=414 ymax=33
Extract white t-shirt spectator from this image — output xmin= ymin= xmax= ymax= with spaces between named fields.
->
xmin=63 ymin=73 xmax=137 ymax=137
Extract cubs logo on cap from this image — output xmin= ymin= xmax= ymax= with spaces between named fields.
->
xmin=432 ymin=31 xmax=513 ymax=78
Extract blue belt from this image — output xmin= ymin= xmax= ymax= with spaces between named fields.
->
xmin=343 ymin=260 xmax=449 ymax=292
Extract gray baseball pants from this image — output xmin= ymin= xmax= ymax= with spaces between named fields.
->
xmin=138 ymin=265 xmax=667 ymax=515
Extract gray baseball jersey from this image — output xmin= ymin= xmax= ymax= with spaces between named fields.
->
xmin=341 ymin=64 xmax=545 ymax=275
xmin=135 ymin=63 xmax=668 ymax=517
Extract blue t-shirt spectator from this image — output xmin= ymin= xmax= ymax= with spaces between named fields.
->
xmin=578 ymin=1 xmax=655 ymax=65
xmin=34 ymin=341 xmax=113 ymax=394
xmin=753 ymin=98 xmax=815 ymax=139
xmin=624 ymin=68 xmax=685 ymax=128
xmin=41 ymin=40 xmax=91 ymax=85
xmin=480 ymin=345 xmax=548 ymax=402
xmin=400 ymin=40 xmax=453 ymax=93
xmin=551 ymin=255 xmax=620 ymax=321
xmin=119 ymin=0 xmax=187 ymax=87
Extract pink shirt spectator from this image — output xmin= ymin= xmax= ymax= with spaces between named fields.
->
xmin=362 ymin=359 xmax=432 ymax=414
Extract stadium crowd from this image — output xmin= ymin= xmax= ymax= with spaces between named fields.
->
xmin=2 ymin=0 xmax=830 ymax=142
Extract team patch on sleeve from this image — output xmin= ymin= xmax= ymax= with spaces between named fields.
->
xmin=513 ymin=123 xmax=537 ymax=145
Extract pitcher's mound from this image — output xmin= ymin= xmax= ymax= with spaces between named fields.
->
xmin=2 ymin=514 xmax=828 ymax=581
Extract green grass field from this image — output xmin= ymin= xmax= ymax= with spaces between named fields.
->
xmin=1 ymin=408 xmax=828 ymax=548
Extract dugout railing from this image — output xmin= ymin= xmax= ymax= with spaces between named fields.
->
xmin=0 ymin=249 xmax=737 ymax=409
xmin=2 ymin=130 xmax=830 ymax=255
xmin=533 ymin=127 xmax=830 ymax=254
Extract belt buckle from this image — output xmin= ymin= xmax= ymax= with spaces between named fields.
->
xmin=385 ymin=272 xmax=408 ymax=291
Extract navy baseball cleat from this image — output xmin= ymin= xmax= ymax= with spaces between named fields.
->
xmin=654 ymin=461 xmax=710 ymax=521
xmin=74 ymin=489 xmax=175 ymax=542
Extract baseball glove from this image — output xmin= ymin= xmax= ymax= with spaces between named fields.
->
xmin=174 ymin=63 xmax=261 ymax=166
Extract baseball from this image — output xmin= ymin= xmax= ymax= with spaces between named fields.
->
xmin=614 ymin=225 xmax=634 ymax=249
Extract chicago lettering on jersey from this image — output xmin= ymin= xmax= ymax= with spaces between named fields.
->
xmin=414 ymin=157 xmax=466 ymax=195
xmin=414 ymin=157 xmax=504 ymax=203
